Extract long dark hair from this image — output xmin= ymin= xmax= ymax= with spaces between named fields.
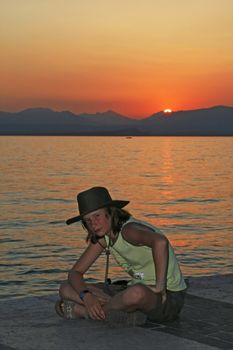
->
xmin=82 ymin=206 xmax=131 ymax=244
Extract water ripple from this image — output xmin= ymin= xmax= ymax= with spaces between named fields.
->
xmin=1 ymin=136 xmax=232 ymax=299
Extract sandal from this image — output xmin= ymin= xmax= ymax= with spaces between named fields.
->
xmin=55 ymin=299 xmax=78 ymax=319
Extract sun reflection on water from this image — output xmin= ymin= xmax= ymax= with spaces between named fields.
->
xmin=1 ymin=136 xmax=233 ymax=298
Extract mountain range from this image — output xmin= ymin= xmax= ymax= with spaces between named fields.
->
xmin=0 ymin=105 xmax=233 ymax=136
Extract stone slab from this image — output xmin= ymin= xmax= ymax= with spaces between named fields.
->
xmin=0 ymin=274 xmax=233 ymax=350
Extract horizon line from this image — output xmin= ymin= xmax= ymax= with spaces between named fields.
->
xmin=0 ymin=104 xmax=232 ymax=119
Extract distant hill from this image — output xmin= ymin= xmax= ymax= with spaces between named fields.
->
xmin=141 ymin=106 xmax=233 ymax=135
xmin=0 ymin=105 xmax=232 ymax=135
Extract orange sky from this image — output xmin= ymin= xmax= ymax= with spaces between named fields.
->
xmin=1 ymin=0 xmax=233 ymax=118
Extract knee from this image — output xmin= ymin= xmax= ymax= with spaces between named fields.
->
xmin=59 ymin=281 xmax=69 ymax=298
xmin=124 ymin=284 xmax=147 ymax=305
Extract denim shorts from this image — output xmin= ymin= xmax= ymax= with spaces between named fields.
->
xmin=146 ymin=290 xmax=186 ymax=322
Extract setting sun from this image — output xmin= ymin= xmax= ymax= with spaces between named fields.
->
xmin=1 ymin=1 xmax=232 ymax=117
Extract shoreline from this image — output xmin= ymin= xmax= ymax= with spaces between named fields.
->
xmin=1 ymin=273 xmax=233 ymax=303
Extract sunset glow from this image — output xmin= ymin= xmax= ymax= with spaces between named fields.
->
xmin=0 ymin=0 xmax=232 ymax=118
xmin=164 ymin=109 xmax=173 ymax=114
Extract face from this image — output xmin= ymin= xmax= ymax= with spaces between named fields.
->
xmin=83 ymin=208 xmax=112 ymax=237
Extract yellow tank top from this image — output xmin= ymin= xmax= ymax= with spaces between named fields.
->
xmin=106 ymin=217 xmax=186 ymax=291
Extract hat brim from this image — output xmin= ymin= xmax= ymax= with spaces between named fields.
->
xmin=66 ymin=200 xmax=130 ymax=225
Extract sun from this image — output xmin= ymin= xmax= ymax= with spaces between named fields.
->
xmin=163 ymin=108 xmax=173 ymax=113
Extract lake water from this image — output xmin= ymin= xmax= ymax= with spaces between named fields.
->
xmin=0 ymin=136 xmax=233 ymax=299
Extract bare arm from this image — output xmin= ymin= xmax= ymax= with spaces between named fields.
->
xmin=121 ymin=222 xmax=169 ymax=301
xmin=68 ymin=238 xmax=106 ymax=294
xmin=68 ymin=238 xmax=108 ymax=319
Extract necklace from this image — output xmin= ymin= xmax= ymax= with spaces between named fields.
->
xmin=97 ymin=233 xmax=115 ymax=294
xmin=103 ymin=234 xmax=114 ymax=295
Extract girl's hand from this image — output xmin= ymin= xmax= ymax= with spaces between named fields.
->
xmin=149 ymin=285 xmax=167 ymax=304
xmin=83 ymin=293 xmax=106 ymax=320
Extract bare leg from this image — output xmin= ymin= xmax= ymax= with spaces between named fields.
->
xmin=59 ymin=281 xmax=111 ymax=303
xmin=58 ymin=282 xmax=160 ymax=320
xmin=104 ymin=283 xmax=162 ymax=314
xmin=58 ymin=281 xmax=111 ymax=319
xmin=59 ymin=281 xmax=82 ymax=303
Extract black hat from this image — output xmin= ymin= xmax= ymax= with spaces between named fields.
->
xmin=66 ymin=186 xmax=129 ymax=225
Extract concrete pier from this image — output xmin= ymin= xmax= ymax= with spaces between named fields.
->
xmin=1 ymin=274 xmax=233 ymax=350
